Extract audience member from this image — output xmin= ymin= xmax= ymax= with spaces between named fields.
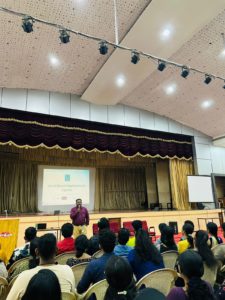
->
xmin=213 ymin=222 xmax=225 ymax=264
xmin=7 ymin=233 xmax=75 ymax=300
xmin=114 ymin=228 xmax=133 ymax=258
xmin=155 ymin=223 xmax=167 ymax=250
xmin=177 ymin=224 xmax=194 ymax=254
xmin=29 ymin=237 xmax=40 ymax=269
xmin=21 ymin=269 xmax=61 ymax=300
xmin=179 ymin=220 xmax=194 ymax=241
xmin=207 ymin=222 xmax=223 ymax=248
xmin=104 ymin=256 xmax=136 ymax=300
xmin=160 ymin=226 xmax=177 ymax=253
xmin=135 ymin=288 xmax=166 ymax=300
xmin=127 ymin=220 xmax=143 ymax=247
xmin=98 ymin=218 xmax=110 ymax=231
xmin=0 ymin=247 xmax=7 ymax=278
xmin=167 ymin=250 xmax=215 ymax=300
xmin=77 ymin=230 xmax=116 ymax=294
xmin=128 ymin=229 xmax=164 ymax=281
xmin=57 ymin=223 xmax=75 ymax=254
xmin=67 ymin=234 xmax=91 ymax=267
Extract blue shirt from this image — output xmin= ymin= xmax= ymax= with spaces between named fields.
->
xmin=114 ymin=244 xmax=133 ymax=258
xmin=77 ymin=252 xmax=114 ymax=294
xmin=128 ymin=249 xmax=165 ymax=281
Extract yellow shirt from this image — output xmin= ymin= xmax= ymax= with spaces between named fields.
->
xmin=177 ymin=239 xmax=190 ymax=254
xmin=126 ymin=236 xmax=135 ymax=247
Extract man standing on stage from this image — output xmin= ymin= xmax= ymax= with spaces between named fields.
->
xmin=70 ymin=198 xmax=89 ymax=238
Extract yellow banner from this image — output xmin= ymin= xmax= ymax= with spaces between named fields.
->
xmin=0 ymin=219 xmax=19 ymax=263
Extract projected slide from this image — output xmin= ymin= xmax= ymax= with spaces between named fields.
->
xmin=42 ymin=169 xmax=90 ymax=206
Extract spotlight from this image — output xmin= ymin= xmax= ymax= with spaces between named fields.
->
xmin=181 ymin=67 xmax=189 ymax=78
xmin=99 ymin=40 xmax=108 ymax=55
xmin=204 ymin=75 xmax=212 ymax=85
xmin=158 ymin=60 xmax=166 ymax=71
xmin=59 ymin=29 xmax=70 ymax=44
xmin=22 ymin=16 xmax=34 ymax=33
xmin=131 ymin=51 xmax=140 ymax=64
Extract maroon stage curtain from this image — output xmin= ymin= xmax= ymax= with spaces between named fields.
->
xmin=0 ymin=108 xmax=193 ymax=160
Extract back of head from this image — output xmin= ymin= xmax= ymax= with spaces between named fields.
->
xmin=184 ymin=220 xmax=195 ymax=231
xmin=182 ymin=223 xmax=194 ymax=249
xmin=29 ymin=237 xmax=40 ymax=269
xmin=38 ymin=234 xmax=57 ymax=261
xmin=61 ymin=223 xmax=73 ymax=238
xmin=179 ymin=250 xmax=214 ymax=300
xmin=21 ymin=269 xmax=61 ymax=300
xmin=99 ymin=230 xmax=116 ymax=253
xmin=207 ymin=222 xmax=218 ymax=237
xmin=98 ymin=218 xmax=110 ymax=231
xmin=25 ymin=227 xmax=37 ymax=242
xmin=161 ymin=226 xmax=175 ymax=246
xmin=134 ymin=288 xmax=166 ymax=300
xmin=132 ymin=220 xmax=142 ymax=232
xmin=195 ymin=230 xmax=217 ymax=267
xmin=158 ymin=223 xmax=167 ymax=234
xmin=222 ymin=222 xmax=225 ymax=233
xmin=75 ymin=234 xmax=89 ymax=258
xmin=118 ymin=228 xmax=130 ymax=245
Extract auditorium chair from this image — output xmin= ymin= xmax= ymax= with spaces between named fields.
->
xmin=71 ymin=262 xmax=89 ymax=287
xmin=161 ymin=251 xmax=179 ymax=269
xmin=92 ymin=222 xmax=120 ymax=235
xmin=8 ymin=257 xmax=29 ymax=281
xmin=92 ymin=249 xmax=104 ymax=259
xmin=55 ymin=251 xmax=75 ymax=265
xmin=82 ymin=279 xmax=108 ymax=300
xmin=61 ymin=291 xmax=76 ymax=300
xmin=122 ymin=221 xmax=135 ymax=236
xmin=0 ymin=276 xmax=8 ymax=300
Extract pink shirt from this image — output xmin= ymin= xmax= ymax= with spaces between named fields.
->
xmin=70 ymin=206 xmax=89 ymax=226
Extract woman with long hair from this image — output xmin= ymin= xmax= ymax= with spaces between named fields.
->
xmin=104 ymin=256 xmax=136 ymax=300
xmin=177 ymin=224 xmax=194 ymax=254
xmin=167 ymin=250 xmax=215 ymax=300
xmin=160 ymin=226 xmax=177 ymax=253
xmin=127 ymin=229 xmax=164 ymax=281
xmin=207 ymin=222 xmax=223 ymax=248
xmin=195 ymin=230 xmax=217 ymax=267
xmin=66 ymin=234 xmax=91 ymax=267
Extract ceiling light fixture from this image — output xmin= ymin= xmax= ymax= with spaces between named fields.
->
xmin=49 ymin=54 xmax=60 ymax=67
xmin=116 ymin=74 xmax=126 ymax=88
xmin=204 ymin=75 xmax=212 ymax=85
xmin=22 ymin=16 xmax=34 ymax=33
xmin=160 ymin=24 xmax=174 ymax=41
xmin=59 ymin=29 xmax=70 ymax=44
xmin=99 ymin=40 xmax=108 ymax=55
xmin=201 ymin=99 xmax=214 ymax=109
xmin=158 ymin=60 xmax=166 ymax=72
xmin=164 ymin=83 xmax=177 ymax=95
xmin=131 ymin=51 xmax=140 ymax=64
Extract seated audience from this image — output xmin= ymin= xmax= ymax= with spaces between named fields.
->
xmin=86 ymin=217 xmax=110 ymax=256
xmin=66 ymin=234 xmax=91 ymax=267
xmin=21 ymin=269 xmax=61 ymax=300
xmin=177 ymin=223 xmax=194 ymax=254
xmin=104 ymin=256 xmax=136 ymax=300
xmin=126 ymin=220 xmax=143 ymax=247
xmin=179 ymin=220 xmax=194 ymax=241
xmin=195 ymin=230 xmax=217 ymax=268
xmin=213 ymin=222 xmax=225 ymax=263
xmin=114 ymin=228 xmax=133 ymax=258
xmin=155 ymin=223 xmax=167 ymax=250
xmin=160 ymin=226 xmax=177 ymax=253
xmin=7 ymin=233 xmax=75 ymax=300
xmin=77 ymin=230 xmax=116 ymax=294
xmin=135 ymin=288 xmax=166 ymax=300
xmin=0 ymin=248 xmax=7 ymax=278
xmin=57 ymin=223 xmax=75 ymax=254
xmin=128 ymin=229 xmax=164 ymax=281
xmin=167 ymin=250 xmax=215 ymax=300
xmin=207 ymin=222 xmax=223 ymax=248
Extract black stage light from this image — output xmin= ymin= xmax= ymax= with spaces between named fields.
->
xmin=181 ymin=67 xmax=189 ymax=78
xmin=158 ymin=60 xmax=166 ymax=71
xmin=22 ymin=16 xmax=33 ymax=33
xmin=204 ymin=75 xmax=212 ymax=85
xmin=131 ymin=51 xmax=140 ymax=64
xmin=99 ymin=40 xmax=108 ymax=55
xmin=223 ymin=81 xmax=225 ymax=89
xmin=59 ymin=29 xmax=70 ymax=44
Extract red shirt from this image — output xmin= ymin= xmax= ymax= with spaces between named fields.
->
xmin=57 ymin=237 xmax=75 ymax=254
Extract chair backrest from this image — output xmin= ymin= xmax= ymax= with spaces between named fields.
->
xmin=93 ymin=223 xmax=99 ymax=235
xmin=83 ymin=279 xmax=108 ymax=300
xmin=7 ymin=275 xmax=19 ymax=296
xmin=142 ymin=221 xmax=148 ymax=231
xmin=61 ymin=292 xmax=76 ymax=300
xmin=136 ymin=268 xmax=178 ymax=296
xmin=71 ymin=262 xmax=89 ymax=287
xmin=123 ymin=222 xmax=134 ymax=236
xmin=0 ymin=276 xmax=8 ymax=300
xmin=109 ymin=222 xmax=120 ymax=234
xmin=202 ymin=262 xmax=219 ymax=286
xmin=212 ymin=243 xmax=225 ymax=262
xmin=55 ymin=252 xmax=75 ymax=265
xmin=162 ymin=251 xmax=179 ymax=269
xmin=92 ymin=249 xmax=104 ymax=259
xmin=8 ymin=257 xmax=30 ymax=281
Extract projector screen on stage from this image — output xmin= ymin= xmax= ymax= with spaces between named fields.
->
xmin=187 ymin=175 xmax=214 ymax=203
xmin=38 ymin=166 xmax=95 ymax=213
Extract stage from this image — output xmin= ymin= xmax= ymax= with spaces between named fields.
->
xmin=0 ymin=209 xmax=222 ymax=247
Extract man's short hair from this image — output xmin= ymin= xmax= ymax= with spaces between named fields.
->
xmin=38 ymin=233 xmax=57 ymax=260
xmin=118 ymin=228 xmax=130 ymax=245
xmin=99 ymin=230 xmax=116 ymax=253
xmin=61 ymin=223 xmax=73 ymax=238
xmin=98 ymin=218 xmax=110 ymax=231
xmin=132 ymin=220 xmax=143 ymax=232
xmin=25 ymin=227 xmax=37 ymax=242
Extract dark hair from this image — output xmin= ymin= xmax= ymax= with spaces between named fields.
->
xmin=104 ymin=256 xmax=136 ymax=300
xmin=75 ymin=235 xmax=89 ymax=258
xmin=99 ymin=230 xmax=116 ymax=253
xmin=25 ymin=227 xmax=37 ymax=242
xmin=161 ymin=226 xmax=176 ymax=248
xmin=21 ymin=269 xmax=61 ymax=300
xmin=184 ymin=220 xmax=195 ymax=231
xmin=98 ymin=218 xmax=110 ymax=230
xmin=207 ymin=222 xmax=220 ymax=243
xmin=118 ymin=228 xmax=130 ymax=245
xmin=182 ymin=224 xmax=194 ymax=249
xmin=195 ymin=230 xmax=217 ymax=267
xmin=38 ymin=234 xmax=57 ymax=260
xmin=29 ymin=237 xmax=40 ymax=269
xmin=61 ymin=223 xmax=73 ymax=238
xmin=222 ymin=222 xmax=225 ymax=233
xmin=135 ymin=229 xmax=162 ymax=264
xmin=158 ymin=223 xmax=167 ymax=234
xmin=134 ymin=288 xmax=166 ymax=300
xmin=132 ymin=220 xmax=143 ymax=232
xmin=178 ymin=250 xmax=215 ymax=300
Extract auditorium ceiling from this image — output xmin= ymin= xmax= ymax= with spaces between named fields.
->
xmin=0 ymin=0 xmax=225 ymax=138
